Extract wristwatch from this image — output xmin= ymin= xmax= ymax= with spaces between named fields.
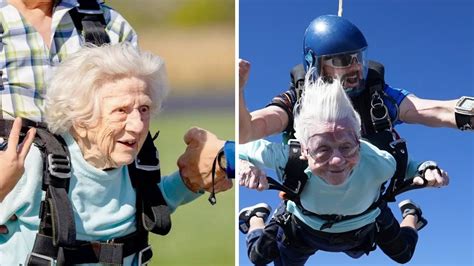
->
xmin=454 ymin=96 xmax=474 ymax=130
xmin=217 ymin=147 xmax=226 ymax=172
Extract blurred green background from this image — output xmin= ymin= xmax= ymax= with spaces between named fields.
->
xmin=107 ymin=1 xmax=235 ymax=265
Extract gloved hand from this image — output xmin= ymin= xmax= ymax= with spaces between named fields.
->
xmin=178 ymin=127 xmax=233 ymax=193
xmin=413 ymin=167 xmax=450 ymax=187
xmin=0 ymin=117 xmax=36 ymax=201
xmin=239 ymin=159 xmax=268 ymax=191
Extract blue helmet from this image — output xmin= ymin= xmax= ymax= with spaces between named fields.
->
xmin=303 ymin=15 xmax=369 ymax=96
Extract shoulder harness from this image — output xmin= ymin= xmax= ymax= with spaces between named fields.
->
xmin=26 ymin=128 xmax=170 ymax=265
xmin=268 ymin=61 xmax=425 ymax=230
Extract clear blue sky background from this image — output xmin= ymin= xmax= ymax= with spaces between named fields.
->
xmin=239 ymin=0 xmax=474 ymax=265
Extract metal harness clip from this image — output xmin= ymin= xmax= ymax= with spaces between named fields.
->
xmin=47 ymin=154 xmax=71 ymax=178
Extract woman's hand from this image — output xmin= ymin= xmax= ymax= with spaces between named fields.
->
xmin=178 ymin=127 xmax=232 ymax=193
xmin=0 ymin=117 xmax=36 ymax=201
xmin=239 ymin=159 xmax=268 ymax=191
xmin=413 ymin=167 xmax=450 ymax=188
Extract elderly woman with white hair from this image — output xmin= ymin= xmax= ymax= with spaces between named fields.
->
xmin=238 ymin=76 xmax=449 ymax=265
xmin=0 ymin=44 xmax=229 ymax=265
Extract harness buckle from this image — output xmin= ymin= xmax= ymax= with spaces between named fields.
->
xmin=389 ymin=138 xmax=406 ymax=149
xmin=134 ymin=157 xmax=160 ymax=171
xmin=25 ymin=252 xmax=54 ymax=266
xmin=76 ymin=6 xmax=104 ymax=15
xmin=370 ymin=91 xmax=392 ymax=131
xmin=47 ymin=154 xmax=71 ymax=178
xmin=138 ymin=245 xmax=152 ymax=265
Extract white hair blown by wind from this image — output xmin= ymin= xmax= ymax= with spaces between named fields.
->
xmin=45 ymin=43 xmax=169 ymax=134
xmin=294 ymin=68 xmax=361 ymax=146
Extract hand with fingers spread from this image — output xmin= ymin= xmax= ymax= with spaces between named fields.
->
xmin=0 ymin=117 xmax=36 ymax=202
xmin=239 ymin=159 xmax=268 ymax=191
xmin=177 ymin=127 xmax=233 ymax=193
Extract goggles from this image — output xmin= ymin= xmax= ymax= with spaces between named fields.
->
xmin=307 ymin=139 xmax=360 ymax=165
xmin=322 ymin=52 xmax=362 ymax=68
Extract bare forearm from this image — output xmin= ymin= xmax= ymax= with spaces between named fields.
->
xmin=239 ymin=92 xmax=254 ymax=143
xmin=400 ymin=95 xmax=460 ymax=128
xmin=240 ymin=104 xmax=288 ymax=144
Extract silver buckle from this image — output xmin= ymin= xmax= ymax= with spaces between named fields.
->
xmin=47 ymin=154 xmax=71 ymax=178
xmin=389 ymin=138 xmax=406 ymax=149
xmin=138 ymin=245 xmax=152 ymax=265
xmin=26 ymin=252 xmax=54 ymax=265
xmin=287 ymin=139 xmax=301 ymax=153
xmin=134 ymin=152 xmax=160 ymax=171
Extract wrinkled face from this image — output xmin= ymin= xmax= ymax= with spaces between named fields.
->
xmin=303 ymin=121 xmax=360 ymax=185
xmin=74 ymin=76 xmax=152 ymax=169
xmin=321 ymin=53 xmax=363 ymax=89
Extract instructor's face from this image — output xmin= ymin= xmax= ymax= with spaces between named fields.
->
xmin=322 ymin=60 xmax=363 ymax=89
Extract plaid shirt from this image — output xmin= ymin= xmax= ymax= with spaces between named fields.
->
xmin=0 ymin=0 xmax=137 ymax=122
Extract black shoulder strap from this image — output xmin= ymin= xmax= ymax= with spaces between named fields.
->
xmin=267 ymin=140 xmax=308 ymax=201
xmin=128 ymin=131 xmax=172 ymax=236
xmin=68 ymin=0 xmax=111 ymax=45
xmin=290 ymin=64 xmax=306 ymax=101
xmin=28 ymin=128 xmax=76 ymax=264
xmin=355 ymin=61 xmax=410 ymax=201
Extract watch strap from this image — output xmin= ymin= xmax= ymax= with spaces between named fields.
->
xmin=455 ymin=112 xmax=473 ymax=130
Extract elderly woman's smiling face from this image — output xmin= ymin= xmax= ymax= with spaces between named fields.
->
xmin=73 ymin=76 xmax=152 ymax=169
xmin=302 ymin=120 xmax=360 ymax=185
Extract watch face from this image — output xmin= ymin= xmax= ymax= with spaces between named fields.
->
xmin=456 ymin=96 xmax=474 ymax=115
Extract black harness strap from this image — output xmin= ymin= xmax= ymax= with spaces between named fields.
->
xmin=300 ymin=199 xmax=384 ymax=230
xmin=27 ymin=128 xmax=75 ymax=266
xmin=28 ymin=231 xmax=151 ymax=265
xmin=68 ymin=0 xmax=111 ymax=45
xmin=267 ymin=140 xmax=308 ymax=201
xmin=128 ymin=132 xmax=172 ymax=236
xmin=290 ymin=64 xmax=306 ymax=101
xmin=34 ymin=128 xmax=75 ymax=246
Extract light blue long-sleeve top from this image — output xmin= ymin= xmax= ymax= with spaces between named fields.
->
xmin=0 ymin=133 xmax=201 ymax=265
xmin=240 ymin=139 xmax=419 ymax=233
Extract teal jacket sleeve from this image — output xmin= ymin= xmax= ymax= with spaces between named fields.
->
xmin=158 ymin=171 xmax=202 ymax=213
xmin=239 ymin=139 xmax=289 ymax=180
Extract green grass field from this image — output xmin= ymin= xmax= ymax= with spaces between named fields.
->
xmin=148 ymin=108 xmax=235 ymax=266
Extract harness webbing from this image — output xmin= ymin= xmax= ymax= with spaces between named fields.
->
xmin=68 ymin=0 xmax=111 ymax=45
xmin=129 ymin=132 xmax=172 ymax=236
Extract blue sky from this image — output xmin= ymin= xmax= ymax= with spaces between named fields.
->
xmin=239 ymin=0 xmax=474 ymax=265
